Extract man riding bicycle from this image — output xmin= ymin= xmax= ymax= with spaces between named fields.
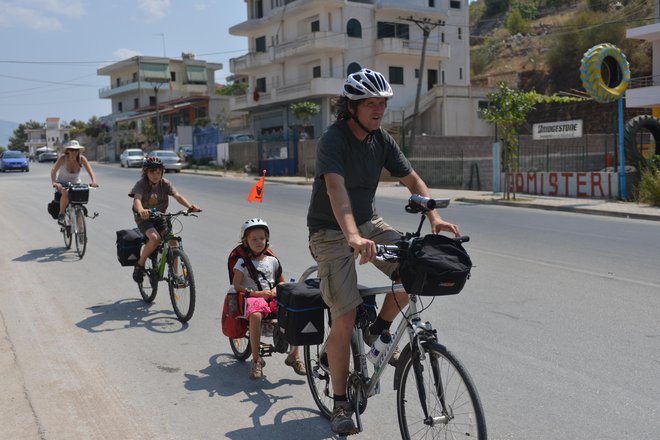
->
xmin=306 ymin=68 xmax=460 ymax=436
xmin=129 ymin=156 xmax=201 ymax=283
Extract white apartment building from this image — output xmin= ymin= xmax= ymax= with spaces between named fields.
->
xmin=97 ymin=54 xmax=225 ymax=146
xmin=626 ymin=0 xmax=660 ymax=113
xmin=228 ymin=0 xmax=492 ymax=138
xmin=25 ymin=117 xmax=71 ymax=155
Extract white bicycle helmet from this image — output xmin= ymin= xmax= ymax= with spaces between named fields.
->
xmin=342 ymin=68 xmax=393 ymax=100
xmin=240 ymin=218 xmax=270 ymax=241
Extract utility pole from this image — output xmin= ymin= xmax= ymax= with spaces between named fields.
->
xmin=399 ymin=16 xmax=444 ymax=152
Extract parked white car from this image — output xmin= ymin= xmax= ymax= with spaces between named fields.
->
xmin=120 ymin=149 xmax=146 ymax=168
xmin=147 ymin=150 xmax=183 ymax=172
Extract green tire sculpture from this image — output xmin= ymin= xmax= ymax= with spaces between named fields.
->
xmin=580 ymin=43 xmax=630 ymax=103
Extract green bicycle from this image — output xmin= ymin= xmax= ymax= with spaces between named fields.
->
xmin=137 ymin=210 xmax=199 ymax=322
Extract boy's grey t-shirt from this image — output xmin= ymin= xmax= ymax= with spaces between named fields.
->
xmin=307 ymin=120 xmax=412 ymax=232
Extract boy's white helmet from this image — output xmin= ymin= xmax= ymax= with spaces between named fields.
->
xmin=240 ymin=218 xmax=269 ymax=240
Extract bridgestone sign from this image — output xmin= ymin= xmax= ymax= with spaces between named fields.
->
xmin=533 ymin=119 xmax=583 ymax=140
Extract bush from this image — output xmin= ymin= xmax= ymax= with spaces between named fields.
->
xmin=505 ymin=9 xmax=532 ymax=34
xmin=638 ymin=156 xmax=660 ymax=206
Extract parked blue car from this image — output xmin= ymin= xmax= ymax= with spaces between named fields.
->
xmin=0 ymin=150 xmax=30 ymax=172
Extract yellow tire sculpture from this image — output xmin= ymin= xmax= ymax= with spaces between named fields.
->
xmin=580 ymin=43 xmax=630 ymax=103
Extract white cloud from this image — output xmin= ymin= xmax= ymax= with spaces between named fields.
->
xmin=137 ymin=0 xmax=171 ymax=21
xmin=0 ymin=0 xmax=85 ymax=30
xmin=113 ymin=48 xmax=143 ymax=60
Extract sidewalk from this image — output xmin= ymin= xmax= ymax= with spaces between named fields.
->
xmin=182 ymin=168 xmax=660 ymax=222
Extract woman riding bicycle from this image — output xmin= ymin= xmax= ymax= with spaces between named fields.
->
xmin=306 ymin=68 xmax=460 ymax=436
xmin=50 ymin=140 xmax=98 ymax=226
xmin=129 ymin=156 xmax=201 ymax=283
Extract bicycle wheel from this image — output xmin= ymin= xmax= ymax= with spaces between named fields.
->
xmin=168 ymin=248 xmax=196 ymax=322
xmin=396 ymin=342 xmax=487 ymax=440
xmin=74 ymin=206 xmax=87 ymax=259
xmin=61 ymin=208 xmax=72 ymax=249
xmin=229 ymin=334 xmax=251 ymax=361
xmin=138 ymin=254 xmax=158 ymax=303
xmin=303 ymin=309 xmax=333 ymax=419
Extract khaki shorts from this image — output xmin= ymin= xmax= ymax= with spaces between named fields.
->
xmin=308 ymin=217 xmax=401 ymax=318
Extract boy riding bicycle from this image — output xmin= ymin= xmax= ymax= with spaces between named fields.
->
xmin=231 ymin=218 xmax=305 ymax=380
xmin=129 ymin=157 xmax=201 ymax=283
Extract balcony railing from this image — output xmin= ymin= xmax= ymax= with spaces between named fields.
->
xmin=375 ymin=38 xmax=450 ymax=59
xmin=630 ymin=75 xmax=659 ymax=89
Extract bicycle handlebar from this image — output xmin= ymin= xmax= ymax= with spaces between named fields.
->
xmin=406 ymin=195 xmax=449 ymax=212
xmin=149 ymin=209 xmax=202 ymax=219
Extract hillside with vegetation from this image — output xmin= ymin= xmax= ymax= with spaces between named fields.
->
xmin=469 ymin=0 xmax=653 ymax=95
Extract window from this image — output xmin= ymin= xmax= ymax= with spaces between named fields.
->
xmin=134 ymin=98 xmax=139 ymax=109
xmin=311 ymin=20 xmax=320 ymax=32
xmin=115 ymin=78 xmax=121 ymax=87
xmin=149 ymin=96 xmax=156 ymax=106
xmin=347 ymin=62 xmax=361 ymax=75
xmin=256 ymin=77 xmax=266 ymax=93
xmin=170 ymin=71 xmax=176 ymax=82
xmin=377 ymin=22 xmax=409 ymax=39
xmin=441 ymin=32 xmax=445 ymax=43
xmin=389 ymin=66 xmax=404 ymax=85
xmin=255 ymin=36 xmax=266 ymax=53
xmin=347 ymin=18 xmax=362 ymax=38
xmin=313 ymin=66 xmax=321 ymax=78
xmin=450 ymin=0 xmax=461 ymax=8
xmin=118 ymin=102 xmax=123 ymax=112
xmin=140 ymin=63 xmax=169 ymax=82
xmin=459 ymin=67 xmax=463 ymax=80
xmin=458 ymin=28 xmax=462 ymax=40
xmin=255 ymin=0 xmax=263 ymax=18
xmin=415 ymin=69 xmax=419 ymax=79
xmin=186 ymin=65 xmax=207 ymax=84
xmin=429 ymin=0 xmax=435 ymax=6
xmin=441 ymin=70 xmax=445 ymax=85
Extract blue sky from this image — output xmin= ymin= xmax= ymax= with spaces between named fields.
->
xmin=0 ymin=0 xmax=248 ymax=125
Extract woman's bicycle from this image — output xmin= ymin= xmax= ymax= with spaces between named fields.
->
xmin=137 ymin=210 xmax=199 ymax=323
xmin=58 ymin=183 xmax=98 ymax=259
xmin=301 ymin=196 xmax=487 ymax=439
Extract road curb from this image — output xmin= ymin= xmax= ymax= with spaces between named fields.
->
xmin=455 ymin=197 xmax=660 ymax=222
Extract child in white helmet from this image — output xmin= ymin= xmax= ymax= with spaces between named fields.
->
xmin=232 ymin=218 xmax=305 ymax=380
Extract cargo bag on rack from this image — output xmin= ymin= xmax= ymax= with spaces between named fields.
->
xmin=276 ymin=279 xmax=325 ymax=345
xmin=116 ymin=228 xmax=144 ymax=267
xmin=221 ymin=290 xmax=248 ymax=338
xmin=47 ymin=191 xmax=61 ymax=220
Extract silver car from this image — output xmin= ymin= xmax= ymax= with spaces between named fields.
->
xmin=38 ymin=150 xmax=58 ymax=162
xmin=120 ymin=149 xmax=146 ymax=168
xmin=147 ymin=150 xmax=183 ymax=173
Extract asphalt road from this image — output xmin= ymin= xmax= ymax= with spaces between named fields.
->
xmin=2 ymin=162 xmax=659 ymax=440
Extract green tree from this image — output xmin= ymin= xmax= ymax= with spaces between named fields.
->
xmin=8 ymin=120 xmax=44 ymax=151
xmin=290 ymin=101 xmax=320 ymax=138
xmin=216 ymin=82 xmax=248 ymax=96
xmin=505 ymin=8 xmax=531 ymax=35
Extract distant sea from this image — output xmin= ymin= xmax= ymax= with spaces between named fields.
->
xmin=0 ymin=120 xmax=19 ymax=148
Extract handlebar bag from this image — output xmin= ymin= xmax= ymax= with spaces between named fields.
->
xmin=400 ymin=234 xmax=472 ymax=296
xmin=116 ymin=228 xmax=144 ymax=267
xmin=276 ymin=279 xmax=325 ymax=345
xmin=69 ymin=184 xmax=89 ymax=204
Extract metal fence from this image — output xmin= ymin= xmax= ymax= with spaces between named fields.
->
xmin=408 ymin=153 xmax=465 ymax=189
xmin=516 ymin=135 xmax=615 ymax=173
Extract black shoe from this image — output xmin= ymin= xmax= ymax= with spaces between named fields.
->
xmin=132 ymin=265 xmax=145 ymax=283
xmin=57 ymin=214 xmax=65 ymax=226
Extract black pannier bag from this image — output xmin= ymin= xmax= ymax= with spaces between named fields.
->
xmin=68 ymin=184 xmax=89 ymax=204
xmin=276 ymin=279 xmax=325 ymax=345
xmin=399 ymin=234 xmax=472 ymax=296
xmin=116 ymin=228 xmax=144 ymax=267
xmin=47 ymin=191 xmax=61 ymax=220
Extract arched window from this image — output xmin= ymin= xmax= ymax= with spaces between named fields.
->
xmin=347 ymin=63 xmax=362 ymax=76
xmin=347 ymin=19 xmax=362 ymax=38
